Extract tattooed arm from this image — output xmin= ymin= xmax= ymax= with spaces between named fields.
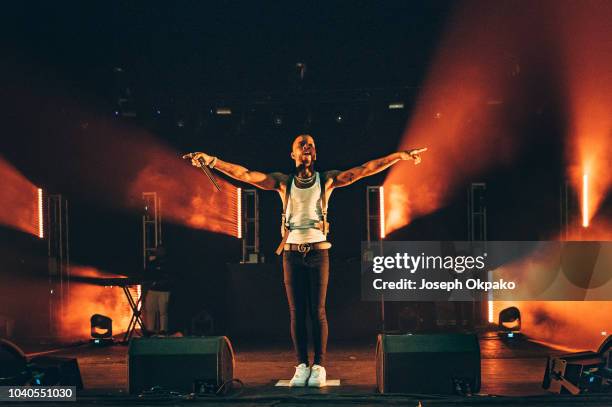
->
xmin=185 ymin=152 xmax=288 ymax=191
xmin=324 ymin=148 xmax=427 ymax=189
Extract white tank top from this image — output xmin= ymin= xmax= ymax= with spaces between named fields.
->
xmin=286 ymin=172 xmax=327 ymax=244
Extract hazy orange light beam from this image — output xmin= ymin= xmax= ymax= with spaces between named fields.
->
xmin=582 ymin=174 xmax=589 ymax=228
xmin=555 ymin=1 xmax=612 ymax=227
xmin=499 ymin=2 xmax=612 ymax=351
xmin=2 ymin=69 xmax=240 ymax=237
xmin=37 ymin=188 xmax=44 ymax=238
xmin=0 ymin=157 xmax=40 ymax=236
xmin=384 ymin=2 xmax=523 ymax=233
xmin=129 ymin=149 xmax=240 ymax=237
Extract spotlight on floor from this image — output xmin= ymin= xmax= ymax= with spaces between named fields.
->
xmin=90 ymin=314 xmax=113 ymax=345
xmin=497 ymin=306 xmax=521 ymax=339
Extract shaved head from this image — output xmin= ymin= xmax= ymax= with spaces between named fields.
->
xmin=292 ymin=134 xmax=315 ymax=151
xmin=291 ymin=134 xmax=317 ymax=169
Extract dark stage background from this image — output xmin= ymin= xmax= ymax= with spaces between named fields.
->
xmin=0 ymin=1 xmax=610 ymax=342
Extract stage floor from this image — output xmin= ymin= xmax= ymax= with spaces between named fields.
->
xmin=22 ymin=334 xmax=612 ymax=406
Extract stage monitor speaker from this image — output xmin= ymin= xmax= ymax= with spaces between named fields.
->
xmin=376 ymin=333 xmax=481 ymax=394
xmin=28 ymin=356 xmax=83 ymax=389
xmin=128 ymin=336 xmax=234 ymax=395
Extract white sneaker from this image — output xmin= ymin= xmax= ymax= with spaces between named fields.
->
xmin=289 ymin=363 xmax=310 ymax=387
xmin=307 ymin=364 xmax=327 ymax=387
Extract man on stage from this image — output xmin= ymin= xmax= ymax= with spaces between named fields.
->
xmin=186 ymin=135 xmax=425 ymax=387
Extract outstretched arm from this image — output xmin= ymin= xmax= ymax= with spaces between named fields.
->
xmin=326 ymin=148 xmax=427 ymax=189
xmin=184 ymin=152 xmax=287 ymax=191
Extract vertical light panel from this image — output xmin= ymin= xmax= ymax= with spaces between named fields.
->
xmin=37 ymin=188 xmax=44 ymax=238
xmin=237 ymin=187 xmax=242 ymax=239
xmin=582 ymin=173 xmax=589 ymax=227
xmin=379 ymin=186 xmax=385 ymax=239
xmin=488 ymin=300 xmax=494 ymax=324
xmin=137 ymin=285 xmax=142 ymax=311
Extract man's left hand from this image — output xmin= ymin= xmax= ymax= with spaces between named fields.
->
xmin=400 ymin=147 xmax=427 ymax=164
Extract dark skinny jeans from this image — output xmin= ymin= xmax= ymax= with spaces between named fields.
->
xmin=283 ymin=249 xmax=329 ymax=366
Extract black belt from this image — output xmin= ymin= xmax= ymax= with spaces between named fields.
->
xmin=284 ymin=242 xmax=331 ymax=253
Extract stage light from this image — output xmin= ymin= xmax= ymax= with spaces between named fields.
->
xmin=543 ymin=335 xmax=612 ymax=394
xmin=37 ymin=188 xmax=44 ymax=239
xmin=379 ymin=186 xmax=385 ymax=239
xmin=582 ymin=173 xmax=589 ymax=227
xmin=335 ymin=114 xmax=343 ymax=123
xmin=90 ymin=314 xmax=113 ymax=343
xmin=237 ymin=187 xmax=242 ymax=239
xmin=273 ymin=115 xmax=283 ymax=126
xmin=215 ymin=107 xmax=232 ymax=115
xmin=488 ymin=301 xmax=494 ymax=324
xmin=498 ymin=306 xmax=521 ymax=333
xmin=388 ymin=102 xmax=404 ymax=110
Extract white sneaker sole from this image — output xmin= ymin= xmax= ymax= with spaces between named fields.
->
xmin=308 ymin=380 xmax=326 ymax=388
xmin=289 ymin=381 xmax=308 ymax=387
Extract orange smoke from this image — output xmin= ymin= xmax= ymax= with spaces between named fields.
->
xmin=129 ymin=151 xmax=240 ymax=236
xmin=60 ymin=283 xmax=133 ymax=339
xmin=81 ymin=125 xmax=240 ymax=236
xmin=59 ymin=266 xmax=136 ymax=339
xmin=556 ymin=1 xmax=612 ymax=227
xmin=0 ymin=156 xmax=40 ymax=237
xmin=493 ymin=221 xmax=612 ymax=351
xmin=491 ymin=2 xmax=612 ymax=352
xmin=495 ymin=301 xmax=611 ymax=351
xmin=525 ymin=2 xmax=612 ymax=350
xmin=69 ymin=265 xmax=124 ymax=279
xmin=384 ymin=2 xmax=522 ymax=232
xmin=565 ymin=219 xmax=612 ymax=241
xmin=2 ymin=70 xmax=240 ymax=237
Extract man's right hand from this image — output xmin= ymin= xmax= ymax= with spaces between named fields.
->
xmin=182 ymin=152 xmax=214 ymax=167
xmin=182 ymin=152 xmax=285 ymax=191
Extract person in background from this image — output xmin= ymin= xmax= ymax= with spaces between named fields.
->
xmin=143 ymin=245 xmax=172 ymax=336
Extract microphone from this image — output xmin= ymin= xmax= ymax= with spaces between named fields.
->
xmin=183 ymin=153 xmax=221 ymax=192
